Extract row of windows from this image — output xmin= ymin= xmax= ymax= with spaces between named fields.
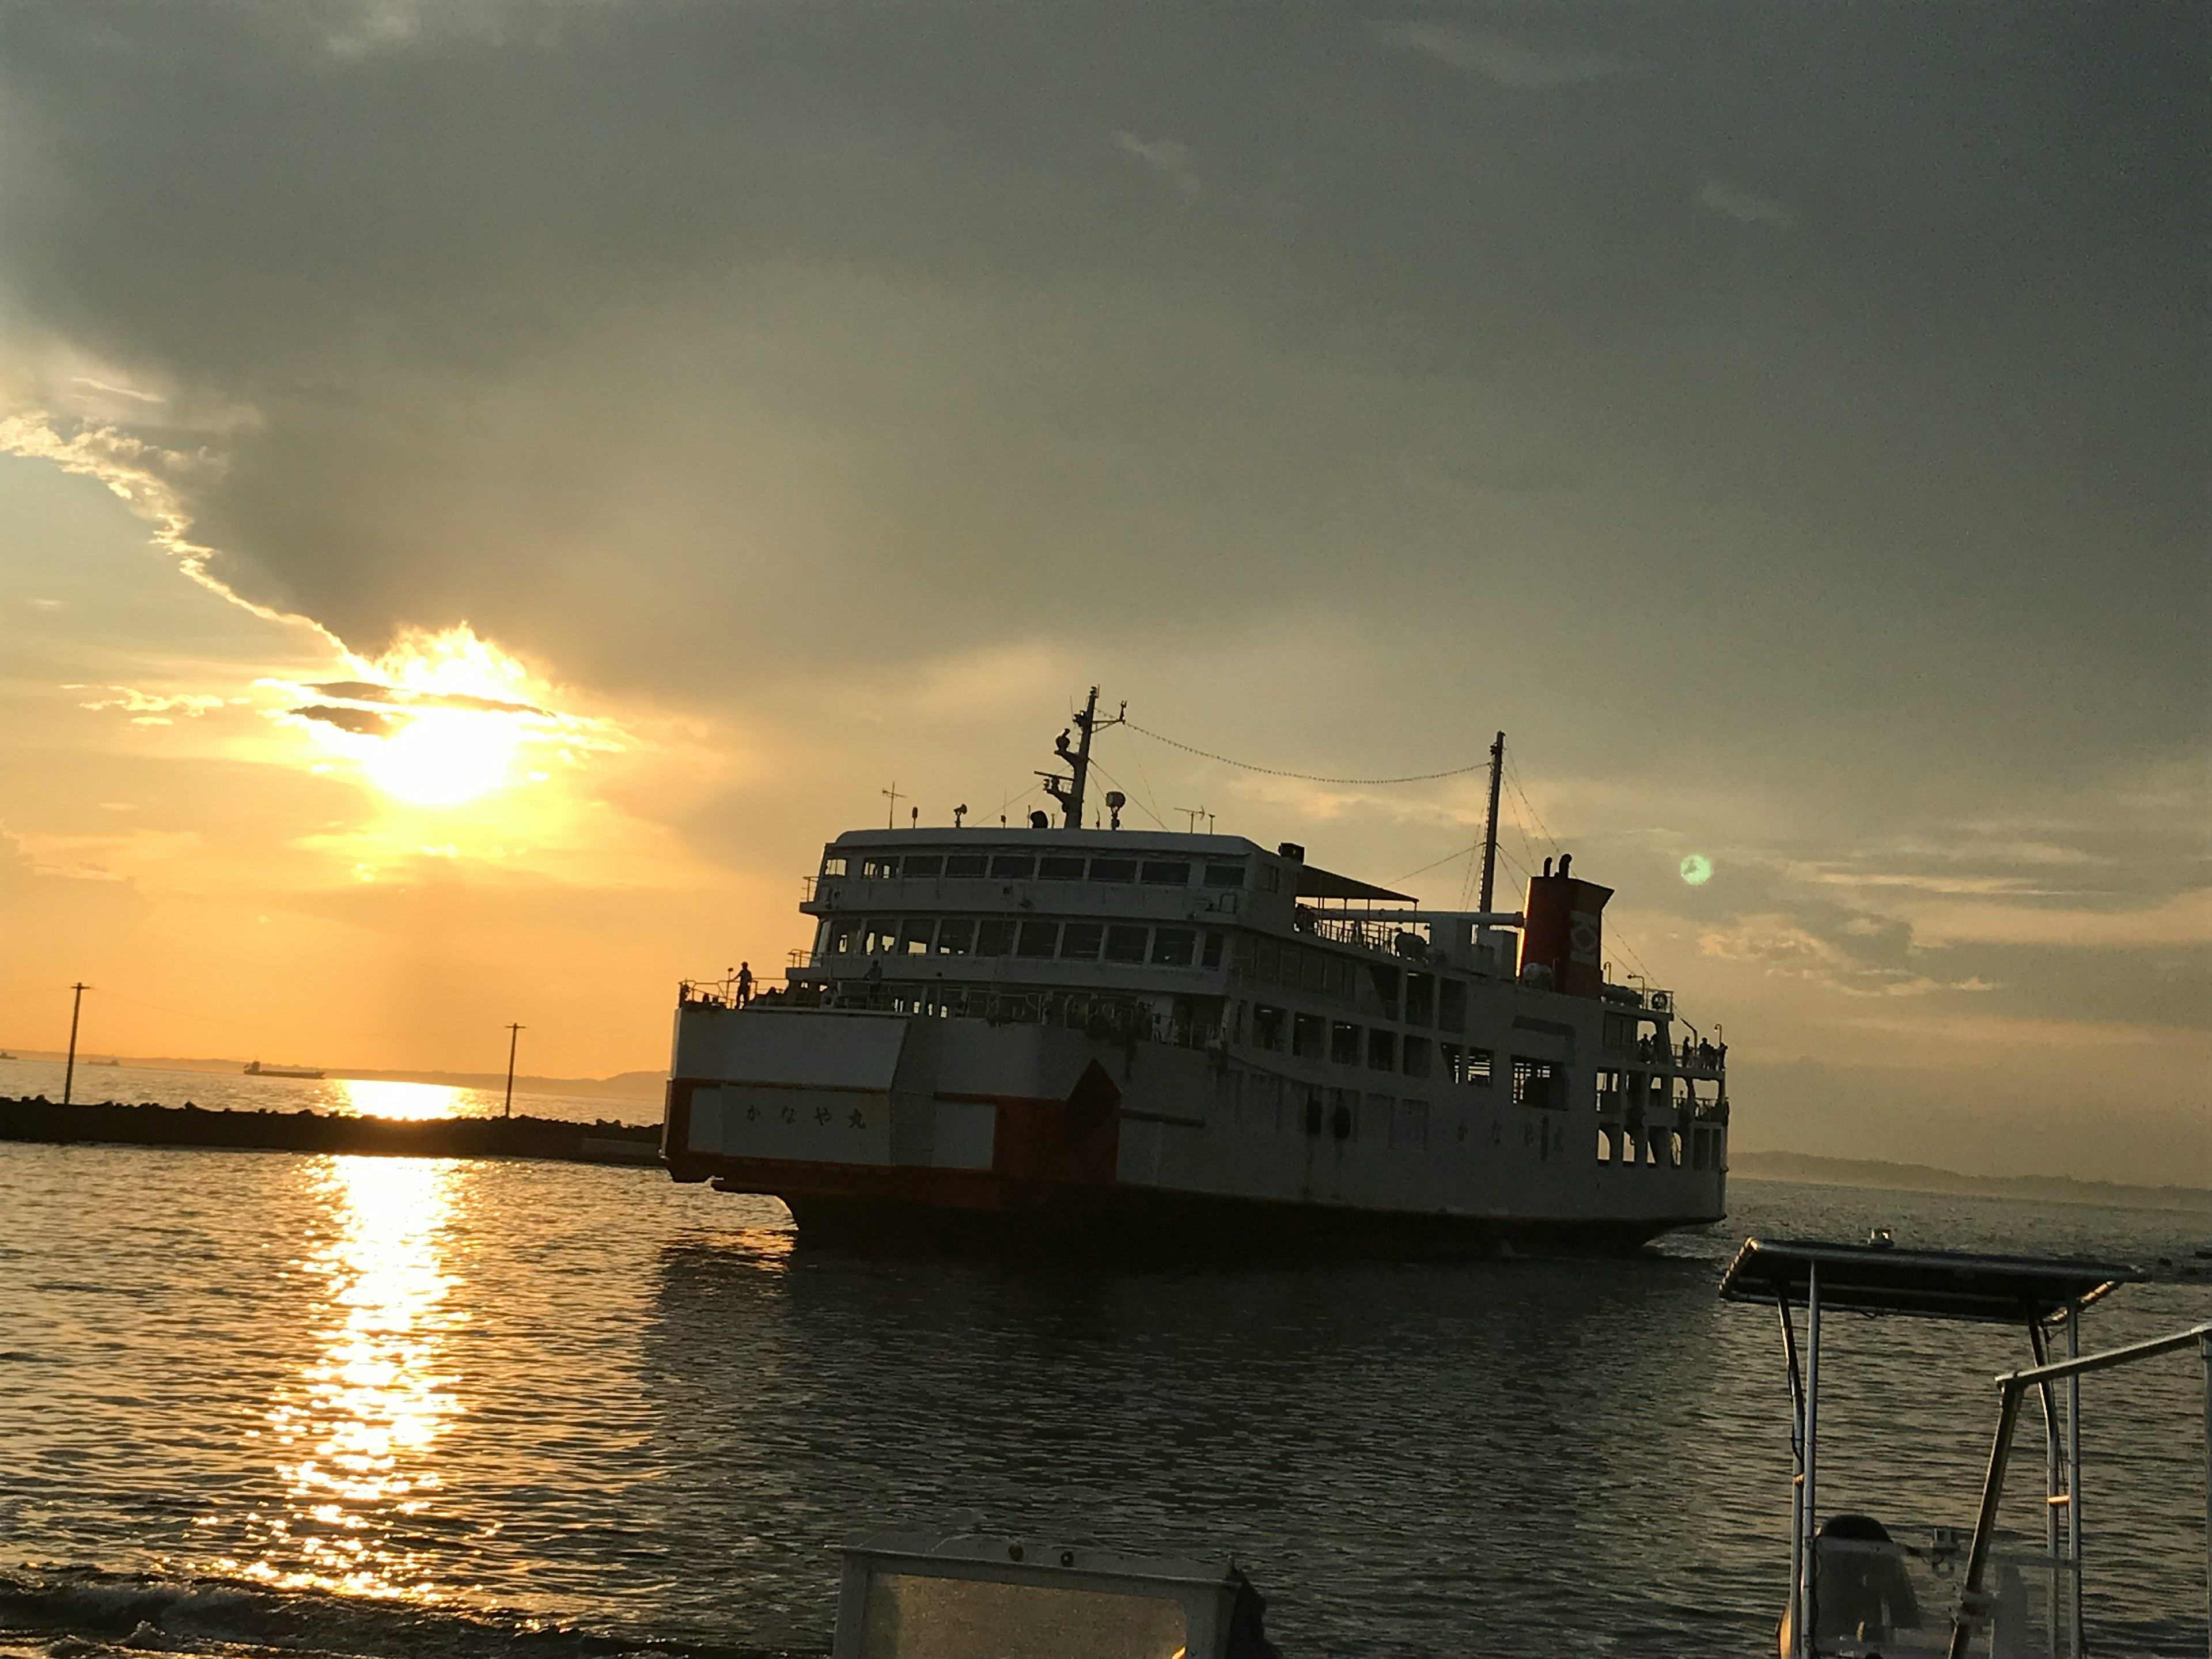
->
xmin=1230 ymin=940 xmax=1475 ymax=1029
xmin=1243 ymin=1003 xmax=1560 ymax=1101
xmin=825 ymin=915 xmax=1228 ymax=969
xmin=826 ymin=850 xmax=1253 ymax=889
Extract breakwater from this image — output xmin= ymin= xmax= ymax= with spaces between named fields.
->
xmin=0 ymin=1096 xmax=662 ymax=1165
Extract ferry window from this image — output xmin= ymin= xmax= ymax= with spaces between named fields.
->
xmin=897 ymin=920 xmax=934 ymax=956
xmin=821 ymin=854 xmax=849 ymax=878
xmin=1438 ymin=979 xmax=1468 ymax=1033
xmin=1403 ymin=1036 xmax=1432 ymax=1078
xmin=861 ymin=857 xmax=899 ymax=879
xmin=902 ymin=854 xmax=943 ymax=878
xmin=1039 ymin=855 xmax=1086 ymax=881
xmin=1141 ymin=859 xmax=1191 ymax=885
xmin=1256 ymin=939 xmax=1281 ymax=980
xmin=1017 ymin=920 xmax=1060 ymax=957
xmin=944 ymin=853 xmax=988 ymax=878
xmin=1104 ymin=924 xmax=1150 ymax=963
xmin=990 ymin=854 xmax=1035 ymax=880
xmin=1454 ymin=1046 xmax=1494 ymax=1087
xmin=1060 ymin=922 xmax=1104 ymax=959
xmin=1330 ymin=1021 xmax=1361 ymax=1065
xmin=1404 ymin=972 xmax=1434 ymax=1027
xmin=1232 ymin=935 xmax=1256 ymax=975
xmin=1152 ymin=927 xmax=1196 ymax=965
xmin=1253 ymin=1005 xmax=1286 ymax=1050
xmin=1512 ymin=1057 xmax=1557 ymax=1110
xmin=1292 ymin=1013 xmax=1325 ymax=1059
xmin=1367 ymin=1028 xmax=1396 ymax=1071
xmin=1368 ymin=965 xmax=1400 ymax=1020
xmin=1301 ymin=953 xmax=1326 ymax=994
xmin=863 ymin=919 xmax=897 ymax=953
xmin=1603 ymin=1013 xmax=1632 ymax=1051
xmin=828 ymin=919 xmax=861 ymax=954
xmin=935 ymin=919 xmax=975 ymax=956
xmin=1203 ymin=862 xmax=1246 ymax=888
xmin=1202 ymin=931 xmax=1224 ymax=968
xmin=1089 ymin=857 xmax=1137 ymax=883
xmin=975 ymin=919 xmax=1016 ymax=956
xmin=1259 ymin=862 xmax=1281 ymax=892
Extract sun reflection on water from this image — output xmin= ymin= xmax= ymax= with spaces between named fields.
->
xmin=222 ymin=1156 xmax=469 ymax=1599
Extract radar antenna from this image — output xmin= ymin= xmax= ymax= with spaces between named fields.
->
xmin=1038 ymin=687 xmax=1126 ymax=830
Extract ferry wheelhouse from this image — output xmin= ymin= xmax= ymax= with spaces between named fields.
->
xmin=662 ymin=695 xmax=1730 ymax=1251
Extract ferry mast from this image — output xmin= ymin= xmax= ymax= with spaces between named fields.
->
xmin=1040 ymin=685 xmax=1126 ymax=830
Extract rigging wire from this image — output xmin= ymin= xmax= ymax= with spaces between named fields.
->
xmin=1084 ymin=756 xmax=1169 ymax=830
xmin=1125 ymin=721 xmax=1488 ymax=786
xmin=1109 ymin=730 xmax=1171 ymax=831
xmin=1503 ymin=755 xmax=1561 ymax=857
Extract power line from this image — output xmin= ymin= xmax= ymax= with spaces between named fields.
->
xmin=1126 ymin=722 xmax=1488 ymax=786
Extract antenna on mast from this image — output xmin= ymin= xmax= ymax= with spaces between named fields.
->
xmin=1039 ymin=687 xmax=1126 ymax=830
xmin=1478 ymin=731 xmax=1505 ymax=913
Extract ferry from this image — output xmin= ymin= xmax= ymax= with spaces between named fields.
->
xmin=661 ymin=692 xmax=1730 ymax=1252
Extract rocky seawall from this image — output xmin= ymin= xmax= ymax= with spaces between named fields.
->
xmin=0 ymin=1097 xmax=662 ymax=1165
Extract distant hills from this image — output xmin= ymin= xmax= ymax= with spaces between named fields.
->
xmin=1731 ymin=1150 xmax=2210 ymax=1215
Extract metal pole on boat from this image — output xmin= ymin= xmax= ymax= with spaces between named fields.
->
xmin=2200 ymin=1327 xmax=2209 ymax=1659
xmin=62 ymin=982 xmax=87 ymax=1106
xmin=2066 ymin=1303 xmax=2082 ymax=1658
xmin=1778 ymin=1299 xmax=1805 ymax=1654
xmin=503 ymin=1022 xmax=523 ymax=1119
xmin=1478 ymin=732 xmax=1505 ymax=914
xmin=1801 ymin=1262 xmax=1820 ymax=1659
xmin=2031 ymin=1320 xmax=2063 ymax=1650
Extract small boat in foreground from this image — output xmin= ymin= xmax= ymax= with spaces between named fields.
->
xmin=1719 ymin=1233 xmax=2210 ymax=1658
xmin=243 ymin=1060 xmax=324 ymax=1080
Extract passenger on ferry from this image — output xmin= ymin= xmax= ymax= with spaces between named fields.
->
xmin=737 ymin=962 xmax=754 ymax=1005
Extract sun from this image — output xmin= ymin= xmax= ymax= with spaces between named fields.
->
xmin=279 ymin=624 xmax=594 ymax=809
xmin=361 ymin=709 xmax=522 ymax=805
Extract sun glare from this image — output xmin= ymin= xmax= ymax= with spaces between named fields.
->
xmin=361 ymin=710 xmax=521 ymax=805
xmin=280 ymin=625 xmax=607 ymax=810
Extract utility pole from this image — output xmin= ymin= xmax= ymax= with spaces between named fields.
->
xmin=502 ymin=1022 xmax=523 ymax=1119
xmin=1478 ymin=732 xmax=1505 ymax=914
xmin=62 ymin=982 xmax=88 ymax=1106
xmin=1041 ymin=687 xmax=1126 ymax=830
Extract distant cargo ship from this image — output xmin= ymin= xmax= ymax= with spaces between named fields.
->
xmin=663 ymin=694 xmax=1730 ymax=1252
xmin=243 ymin=1060 xmax=325 ymax=1080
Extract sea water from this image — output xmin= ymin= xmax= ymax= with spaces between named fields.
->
xmin=0 ymin=1139 xmax=2204 ymax=1657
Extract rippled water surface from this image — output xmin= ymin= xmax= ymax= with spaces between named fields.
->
xmin=1 ymin=1141 xmax=2205 ymax=1657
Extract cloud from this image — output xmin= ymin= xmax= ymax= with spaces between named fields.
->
xmin=1374 ymin=22 xmax=1622 ymax=88
xmin=74 ymin=686 xmax=228 ymax=721
xmin=1911 ymin=888 xmax=2212 ymax=949
xmin=1697 ymin=179 xmax=1797 ymax=227
xmin=1111 ymin=131 xmax=1202 ymax=201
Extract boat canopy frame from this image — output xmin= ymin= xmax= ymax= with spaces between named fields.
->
xmin=1716 ymin=1236 xmax=2210 ymax=1659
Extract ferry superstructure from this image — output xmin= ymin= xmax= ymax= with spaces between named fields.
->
xmin=662 ymin=694 xmax=1729 ymax=1251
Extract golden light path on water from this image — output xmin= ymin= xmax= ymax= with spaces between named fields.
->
xmin=219 ymin=1154 xmax=471 ymax=1599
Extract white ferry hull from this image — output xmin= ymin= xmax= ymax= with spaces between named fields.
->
xmin=664 ymin=1003 xmax=1725 ymax=1255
